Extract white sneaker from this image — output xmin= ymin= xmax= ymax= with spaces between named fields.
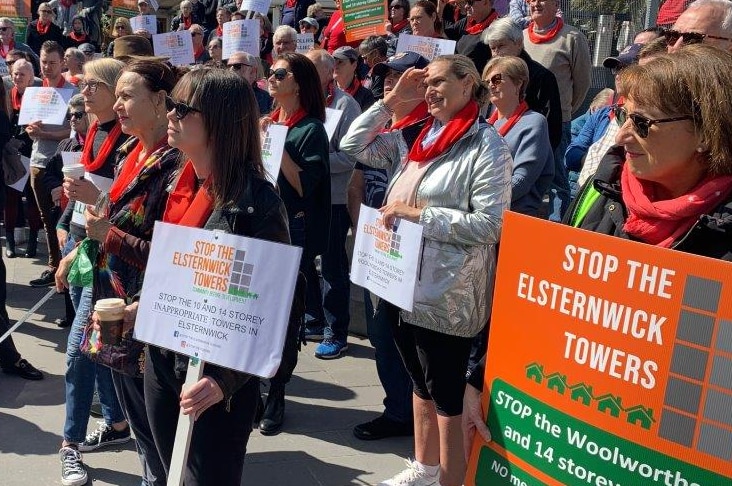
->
xmin=59 ymin=447 xmax=88 ymax=486
xmin=378 ymin=459 xmax=440 ymax=486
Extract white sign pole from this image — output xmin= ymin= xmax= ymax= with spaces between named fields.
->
xmin=166 ymin=358 xmax=204 ymax=486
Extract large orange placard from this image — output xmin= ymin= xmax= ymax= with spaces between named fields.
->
xmin=466 ymin=211 xmax=732 ymax=486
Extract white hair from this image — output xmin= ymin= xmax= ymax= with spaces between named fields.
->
xmin=687 ymin=0 xmax=732 ymax=33
xmin=273 ymin=25 xmax=297 ymax=42
xmin=482 ymin=17 xmax=524 ymax=46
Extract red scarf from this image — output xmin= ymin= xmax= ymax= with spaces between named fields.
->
xmin=43 ymin=77 xmax=67 ymax=88
xmin=36 ymin=21 xmax=50 ymax=35
xmin=10 ymin=87 xmax=22 ymax=111
xmin=527 ymin=18 xmax=564 ymax=44
xmin=79 ymin=121 xmax=123 ymax=172
xmin=0 ymin=40 xmax=14 ymax=58
xmin=194 ymin=44 xmax=205 ymax=59
xmin=465 ymin=10 xmax=498 ymax=35
xmin=325 ymin=81 xmax=336 ymax=107
xmin=271 ymin=107 xmax=307 ymax=128
xmin=488 ymin=101 xmax=529 ymax=136
xmin=408 ymin=100 xmax=478 ymax=163
xmin=344 ymin=77 xmax=362 ymax=98
xmin=391 ymin=19 xmax=409 ymax=33
xmin=109 ymin=138 xmax=168 ymax=202
xmin=216 ymin=26 xmax=223 ymax=37
xmin=390 ymin=102 xmax=429 ymax=131
xmin=163 ymin=160 xmax=214 ymax=228
xmin=184 ymin=16 xmax=192 ymax=29
xmin=620 ymin=163 xmax=732 ymax=248
xmin=285 ymin=0 xmax=296 ymax=7
xmin=68 ymin=31 xmax=87 ymax=43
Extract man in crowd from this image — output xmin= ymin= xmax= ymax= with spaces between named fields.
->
xmin=522 ymin=0 xmax=590 ymax=222
xmin=305 ymin=49 xmax=361 ymax=359
xmin=272 ymin=25 xmax=298 ymax=56
xmin=227 ymin=51 xmax=272 ymax=114
xmin=668 ymin=0 xmax=732 ymax=53
xmin=27 ymin=41 xmax=77 ymax=287
xmin=446 ymin=0 xmax=499 ymax=75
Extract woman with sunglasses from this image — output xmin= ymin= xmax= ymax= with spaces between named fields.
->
xmin=567 ymin=44 xmax=732 ymax=261
xmin=26 ymin=3 xmax=65 ymax=55
xmin=341 ymin=54 xmax=512 ymax=486
xmin=386 ymin=0 xmax=412 ymax=36
xmin=258 ymin=52 xmax=329 ymax=435
xmin=142 ymin=68 xmax=290 ymax=485
xmin=189 ymin=24 xmax=210 ymax=64
xmin=484 ymin=56 xmax=553 ymax=217
xmin=105 ymin=18 xmax=132 ymax=57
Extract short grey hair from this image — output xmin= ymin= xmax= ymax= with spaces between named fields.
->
xmin=686 ymin=0 xmax=732 ymax=32
xmin=307 ymin=49 xmax=335 ymax=71
xmin=65 ymin=48 xmax=86 ymax=64
xmin=0 ymin=17 xmax=15 ymax=31
xmin=482 ymin=17 xmax=524 ymax=46
xmin=359 ymin=35 xmax=389 ymax=56
xmin=68 ymin=94 xmax=86 ymax=110
xmin=233 ymin=51 xmax=264 ymax=78
xmin=273 ymin=25 xmax=297 ymax=42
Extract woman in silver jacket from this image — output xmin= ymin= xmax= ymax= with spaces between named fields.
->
xmin=341 ymin=54 xmax=512 ymax=486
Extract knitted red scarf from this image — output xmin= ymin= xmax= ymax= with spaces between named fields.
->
xmin=68 ymin=31 xmax=87 ymax=42
xmin=79 ymin=121 xmax=123 ymax=172
xmin=620 ymin=163 xmax=732 ymax=248
xmin=527 ymin=18 xmax=564 ymax=44
xmin=408 ymin=100 xmax=478 ymax=163
xmin=390 ymin=102 xmax=429 ymax=131
xmin=43 ymin=77 xmax=66 ymax=88
xmin=36 ymin=21 xmax=50 ymax=35
xmin=109 ymin=138 xmax=168 ymax=202
xmin=163 ymin=160 xmax=214 ymax=227
xmin=10 ymin=87 xmax=22 ymax=111
xmin=184 ymin=16 xmax=192 ymax=29
xmin=0 ymin=40 xmax=14 ymax=58
xmin=344 ymin=77 xmax=362 ymax=98
xmin=271 ymin=107 xmax=307 ymax=128
xmin=488 ymin=101 xmax=529 ymax=136
xmin=216 ymin=25 xmax=223 ymax=37
xmin=465 ymin=10 xmax=498 ymax=35
xmin=391 ymin=19 xmax=409 ymax=33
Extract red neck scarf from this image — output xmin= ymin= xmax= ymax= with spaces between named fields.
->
xmin=527 ymin=18 xmax=564 ymax=44
xmin=271 ymin=107 xmax=307 ymax=128
xmin=194 ymin=44 xmax=205 ymax=59
xmin=68 ymin=31 xmax=87 ymax=42
xmin=163 ymin=160 xmax=215 ymax=228
xmin=36 ymin=21 xmax=50 ymax=35
xmin=389 ymin=102 xmax=429 ymax=131
xmin=0 ymin=40 xmax=14 ymax=58
xmin=391 ymin=19 xmax=409 ymax=33
xmin=109 ymin=138 xmax=167 ymax=202
xmin=325 ymin=81 xmax=336 ymax=107
xmin=465 ymin=9 xmax=498 ymax=35
xmin=408 ymin=100 xmax=478 ymax=163
xmin=620 ymin=163 xmax=732 ymax=248
xmin=10 ymin=87 xmax=22 ymax=111
xmin=79 ymin=121 xmax=123 ymax=172
xmin=344 ymin=77 xmax=362 ymax=98
xmin=216 ymin=25 xmax=223 ymax=37
xmin=43 ymin=77 xmax=66 ymax=88
xmin=488 ymin=101 xmax=529 ymax=136
xmin=184 ymin=16 xmax=192 ymax=29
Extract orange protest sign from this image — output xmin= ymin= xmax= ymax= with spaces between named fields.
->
xmin=112 ymin=0 xmax=138 ymax=18
xmin=466 ymin=211 xmax=732 ymax=486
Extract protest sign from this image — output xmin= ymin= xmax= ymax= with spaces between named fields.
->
xmin=18 ymin=87 xmax=75 ymax=125
xmin=466 ymin=212 xmax=732 ymax=486
xmin=296 ymin=33 xmax=314 ymax=53
xmin=152 ymin=31 xmax=194 ymax=66
xmin=395 ymin=33 xmax=456 ymax=60
xmin=8 ymin=156 xmax=30 ymax=193
xmin=111 ymin=0 xmax=138 ymax=17
xmin=70 ymin=174 xmax=113 ymax=227
xmin=1 ymin=0 xmax=31 ymax=42
xmin=350 ymin=204 xmax=423 ymax=311
xmin=130 ymin=15 xmax=157 ymax=34
xmin=341 ymin=0 xmax=387 ymax=42
xmin=221 ymin=19 xmax=260 ymax=60
xmin=239 ymin=0 xmax=271 ymax=15
xmin=261 ymin=124 xmax=288 ymax=184
xmin=135 ymin=222 xmax=302 ymax=378
xmin=61 ymin=152 xmax=83 ymax=167
xmin=324 ymin=108 xmax=343 ymax=141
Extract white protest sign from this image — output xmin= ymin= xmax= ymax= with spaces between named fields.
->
xmin=350 ymin=204 xmax=423 ymax=311
xmin=130 ymin=15 xmax=158 ymax=35
xmin=261 ymin=124 xmax=288 ymax=184
xmin=8 ymin=156 xmax=31 ymax=192
xmin=152 ymin=31 xmax=195 ymax=66
xmin=135 ymin=222 xmax=302 ymax=377
xmin=0 ymin=58 xmax=8 ymax=77
xmin=395 ymin=33 xmax=456 ymax=60
xmin=324 ymin=107 xmax=343 ymax=141
xmin=18 ymin=87 xmax=75 ymax=125
xmin=239 ymin=0 xmax=272 ymax=15
xmin=296 ymin=33 xmax=314 ymax=53
xmin=61 ymin=152 xmax=83 ymax=167
xmin=71 ymin=173 xmax=113 ymax=226
xmin=221 ymin=19 xmax=260 ymax=60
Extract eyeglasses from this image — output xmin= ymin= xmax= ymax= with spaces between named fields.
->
xmin=229 ymin=62 xmax=253 ymax=71
xmin=39 ymin=9 xmax=53 ymax=14
xmin=166 ymin=96 xmax=201 ymax=120
xmin=663 ymin=29 xmax=732 ymax=46
xmin=390 ymin=4 xmax=404 ymax=9
xmin=0 ymin=26 xmax=11 ymax=32
xmin=191 ymin=32 xmax=203 ymax=37
xmin=78 ymin=79 xmax=101 ymax=94
xmin=487 ymin=73 xmax=503 ymax=86
xmin=613 ymin=105 xmax=693 ymax=138
xmin=268 ymin=68 xmax=291 ymax=80
xmin=115 ymin=25 xmax=127 ymax=30
xmin=66 ymin=111 xmax=86 ymax=121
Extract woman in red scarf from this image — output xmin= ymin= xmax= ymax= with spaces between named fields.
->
xmin=341 ymin=54 xmax=513 ymax=486
xmin=386 ymin=0 xmax=412 ymax=36
xmin=484 ymin=55 xmax=553 ymax=216
xmin=145 ymin=68 xmax=290 ymax=485
xmin=26 ymin=2 xmax=65 ymax=54
xmin=568 ymin=44 xmax=732 ymax=256
xmin=65 ymin=16 xmax=95 ymax=49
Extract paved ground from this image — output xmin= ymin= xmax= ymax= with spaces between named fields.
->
xmin=0 ymin=234 xmax=413 ymax=486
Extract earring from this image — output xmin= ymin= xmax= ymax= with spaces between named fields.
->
xmin=696 ymin=146 xmax=707 ymax=153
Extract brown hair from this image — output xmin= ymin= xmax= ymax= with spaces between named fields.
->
xmin=618 ymin=44 xmax=732 ymax=175
xmin=122 ymin=59 xmax=180 ymax=94
xmin=483 ymin=56 xmax=529 ymax=101
xmin=412 ymin=0 xmax=443 ymax=37
xmin=275 ymin=52 xmax=326 ymax=122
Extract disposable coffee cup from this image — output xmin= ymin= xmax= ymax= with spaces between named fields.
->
xmin=95 ymin=298 xmax=126 ymax=346
xmin=62 ymin=164 xmax=86 ymax=180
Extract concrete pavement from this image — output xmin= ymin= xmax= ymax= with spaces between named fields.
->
xmin=0 ymin=237 xmax=413 ymax=486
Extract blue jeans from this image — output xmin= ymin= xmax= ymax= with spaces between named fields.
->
xmin=64 ymin=276 xmax=125 ymax=443
xmin=547 ymin=121 xmax=572 ymax=222
xmin=321 ymin=205 xmax=351 ymax=342
xmin=367 ymin=294 xmax=413 ymax=423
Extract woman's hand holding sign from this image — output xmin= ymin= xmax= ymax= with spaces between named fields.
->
xmin=180 ymin=376 xmax=224 ymax=421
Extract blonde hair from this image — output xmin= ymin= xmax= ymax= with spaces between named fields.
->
xmin=434 ymin=54 xmax=490 ymax=105
xmin=112 ymin=17 xmax=132 ymax=38
xmin=83 ymin=58 xmax=125 ymax=88
xmin=483 ymin=56 xmax=529 ymax=101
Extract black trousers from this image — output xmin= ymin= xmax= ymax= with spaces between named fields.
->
xmin=144 ymin=346 xmax=259 ymax=486
xmin=0 ymin=256 xmax=20 ymax=368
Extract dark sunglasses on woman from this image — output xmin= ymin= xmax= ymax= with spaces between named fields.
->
xmin=66 ymin=111 xmax=86 ymax=121
xmin=268 ymin=68 xmax=290 ymax=81
xmin=166 ymin=96 xmax=201 ymax=120
xmin=613 ymin=105 xmax=692 ymax=139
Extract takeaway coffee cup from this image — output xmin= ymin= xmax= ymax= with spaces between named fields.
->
xmin=95 ymin=298 xmax=126 ymax=346
xmin=62 ymin=164 xmax=86 ymax=180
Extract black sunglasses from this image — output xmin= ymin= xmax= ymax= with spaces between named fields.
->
xmin=229 ymin=62 xmax=252 ymax=71
xmin=390 ymin=4 xmax=404 ymax=9
xmin=166 ymin=96 xmax=201 ymax=120
xmin=0 ymin=27 xmax=11 ymax=32
xmin=613 ymin=105 xmax=693 ymax=138
xmin=268 ymin=68 xmax=291 ymax=81
xmin=487 ymin=73 xmax=502 ymax=86
xmin=664 ymin=29 xmax=732 ymax=46
xmin=66 ymin=111 xmax=86 ymax=121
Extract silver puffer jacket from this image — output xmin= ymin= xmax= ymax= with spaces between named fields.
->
xmin=341 ymin=101 xmax=513 ymax=337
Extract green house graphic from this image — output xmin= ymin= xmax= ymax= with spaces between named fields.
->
xmin=525 ymin=362 xmax=544 ymax=384
xmin=625 ymin=405 xmax=655 ymax=430
xmin=596 ymin=394 xmax=623 ymax=418
xmin=546 ymin=373 xmax=567 ymax=395
xmin=569 ymin=382 xmax=593 ymax=406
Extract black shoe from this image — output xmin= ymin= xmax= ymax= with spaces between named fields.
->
xmin=78 ymin=422 xmax=131 ymax=452
xmin=353 ymin=415 xmax=414 ymax=441
xmin=253 ymin=393 xmax=264 ymax=427
xmin=259 ymin=386 xmax=285 ymax=436
xmin=2 ymin=358 xmax=44 ymax=380
xmin=55 ymin=318 xmax=71 ymax=328
xmin=30 ymin=269 xmax=56 ymax=287
xmin=24 ymin=230 xmax=38 ymax=258
xmin=5 ymin=237 xmax=16 ymax=258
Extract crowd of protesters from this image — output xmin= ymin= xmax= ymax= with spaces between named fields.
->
xmin=1 ymin=0 xmax=731 ymax=485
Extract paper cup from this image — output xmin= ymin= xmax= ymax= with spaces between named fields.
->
xmin=62 ymin=164 xmax=86 ymax=180
xmin=95 ymin=298 xmax=126 ymax=346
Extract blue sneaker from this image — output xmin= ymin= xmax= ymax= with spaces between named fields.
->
xmin=303 ymin=325 xmax=325 ymax=342
xmin=314 ymin=338 xmax=348 ymax=359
